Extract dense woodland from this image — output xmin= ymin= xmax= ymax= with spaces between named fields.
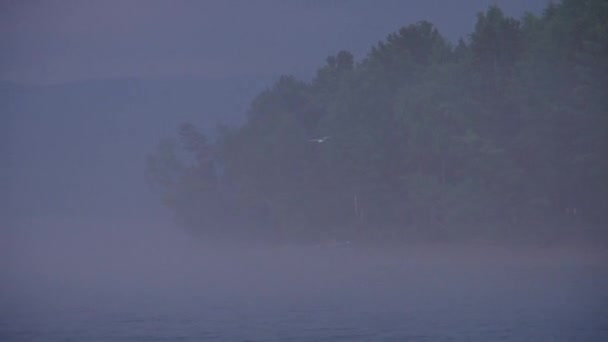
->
xmin=146 ymin=0 xmax=608 ymax=244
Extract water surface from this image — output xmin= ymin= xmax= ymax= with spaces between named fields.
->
xmin=2 ymin=220 xmax=607 ymax=341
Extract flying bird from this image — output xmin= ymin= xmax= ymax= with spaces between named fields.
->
xmin=309 ymin=136 xmax=330 ymax=143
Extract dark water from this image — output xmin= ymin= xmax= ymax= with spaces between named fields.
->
xmin=2 ymin=220 xmax=607 ymax=341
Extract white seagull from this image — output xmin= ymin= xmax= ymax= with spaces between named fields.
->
xmin=309 ymin=136 xmax=330 ymax=143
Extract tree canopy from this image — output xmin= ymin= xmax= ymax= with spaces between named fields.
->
xmin=147 ymin=0 xmax=608 ymax=245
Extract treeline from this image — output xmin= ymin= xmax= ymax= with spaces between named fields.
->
xmin=147 ymin=1 xmax=608 ymax=244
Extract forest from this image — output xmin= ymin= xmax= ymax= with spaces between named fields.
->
xmin=146 ymin=0 xmax=608 ymax=245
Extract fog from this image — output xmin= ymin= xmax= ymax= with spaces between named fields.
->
xmin=2 ymin=218 xmax=607 ymax=340
xmin=1 ymin=0 xmax=547 ymax=84
xmin=2 ymin=0 xmax=608 ymax=340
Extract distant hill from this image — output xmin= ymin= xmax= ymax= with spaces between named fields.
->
xmin=1 ymin=76 xmax=274 ymax=222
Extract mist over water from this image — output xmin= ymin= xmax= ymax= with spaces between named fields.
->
xmin=2 ymin=218 xmax=607 ymax=341
xmin=3 ymin=0 xmax=608 ymax=340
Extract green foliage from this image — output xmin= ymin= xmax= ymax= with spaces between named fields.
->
xmin=147 ymin=1 xmax=608 ymax=243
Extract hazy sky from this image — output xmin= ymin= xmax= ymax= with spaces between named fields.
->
xmin=1 ymin=0 xmax=549 ymax=84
